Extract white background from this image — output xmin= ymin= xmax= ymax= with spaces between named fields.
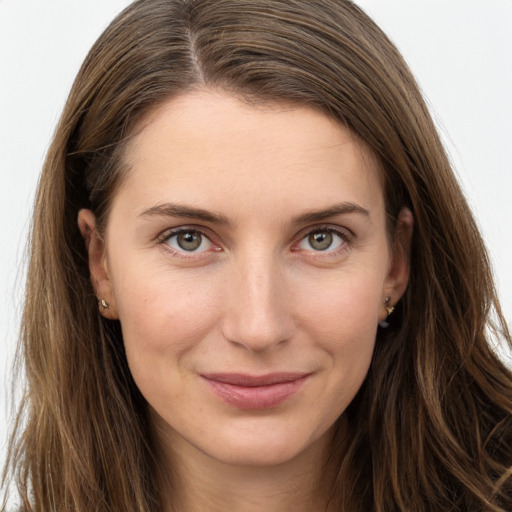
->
xmin=1 ymin=0 xmax=511 ymax=478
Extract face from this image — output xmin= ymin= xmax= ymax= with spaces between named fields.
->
xmin=80 ymin=90 xmax=411 ymax=469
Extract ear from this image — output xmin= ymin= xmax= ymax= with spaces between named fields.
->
xmin=77 ymin=209 xmax=118 ymax=319
xmin=379 ymin=207 xmax=413 ymax=322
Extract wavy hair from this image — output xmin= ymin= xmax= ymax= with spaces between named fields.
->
xmin=3 ymin=0 xmax=512 ymax=510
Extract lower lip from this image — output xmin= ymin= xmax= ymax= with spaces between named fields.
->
xmin=203 ymin=376 xmax=309 ymax=410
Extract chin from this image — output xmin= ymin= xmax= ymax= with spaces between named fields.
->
xmin=211 ymin=442 xmax=303 ymax=467
xmin=196 ymin=419 xmax=334 ymax=469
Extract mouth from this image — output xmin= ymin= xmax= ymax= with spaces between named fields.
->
xmin=201 ymin=372 xmax=311 ymax=410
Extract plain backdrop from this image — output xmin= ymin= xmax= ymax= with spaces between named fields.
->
xmin=1 ymin=0 xmax=511 ymax=478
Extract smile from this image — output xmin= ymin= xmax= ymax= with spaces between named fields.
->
xmin=201 ymin=372 xmax=311 ymax=410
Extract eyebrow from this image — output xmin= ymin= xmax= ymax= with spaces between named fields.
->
xmin=292 ymin=202 xmax=371 ymax=224
xmin=139 ymin=203 xmax=230 ymax=225
xmin=138 ymin=201 xmax=370 ymax=225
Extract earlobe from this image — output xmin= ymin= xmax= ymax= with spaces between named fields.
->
xmin=77 ymin=209 xmax=118 ymax=319
xmin=379 ymin=207 xmax=413 ymax=321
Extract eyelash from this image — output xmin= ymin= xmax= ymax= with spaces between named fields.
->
xmin=292 ymin=225 xmax=353 ymax=257
xmin=156 ymin=227 xmax=220 ymax=260
xmin=156 ymin=224 xmax=353 ymax=260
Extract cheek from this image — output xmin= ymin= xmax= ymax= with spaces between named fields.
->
xmin=297 ymin=268 xmax=382 ymax=390
xmin=111 ymin=266 xmax=224 ymax=414
xmin=299 ymin=265 xmax=383 ymax=339
xmin=111 ymin=261 xmax=221 ymax=363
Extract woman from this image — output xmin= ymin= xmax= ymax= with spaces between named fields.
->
xmin=3 ymin=0 xmax=512 ymax=510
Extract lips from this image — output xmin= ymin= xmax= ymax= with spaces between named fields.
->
xmin=201 ymin=372 xmax=310 ymax=409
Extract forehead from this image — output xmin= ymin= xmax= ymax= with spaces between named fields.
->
xmin=116 ymin=89 xmax=384 ymax=218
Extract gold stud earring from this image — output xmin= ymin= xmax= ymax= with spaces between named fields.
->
xmin=100 ymin=299 xmax=110 ymax=310
xmin=384 ymin=296 xmax=395 ymax=316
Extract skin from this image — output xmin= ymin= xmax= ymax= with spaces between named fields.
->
xmin=79 ymin=90 xmax=412 ymax=512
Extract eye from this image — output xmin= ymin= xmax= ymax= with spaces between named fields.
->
xmin=165 ymin=229 xmax=213 ymax=253
xmin=297 ymin=228 xmax=346 ymax=252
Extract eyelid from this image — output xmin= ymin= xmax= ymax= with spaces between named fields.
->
xmin=291 ymin=224 xmax=354 ymax=254
xmin=154 ymin=223 xmax=354 ymax=259
xmin=156 ymin=225 xmax=222 ymax=257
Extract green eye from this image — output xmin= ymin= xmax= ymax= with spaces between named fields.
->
xmin=297 ymin=229 xmax=345 ymax=252
xmin=307 ymin=231 xmax=333 ymax=251
xmin=177 ymin=232 xmax=202 ymax=251
xmin=166 ymin=230 xmax=212 ymax=252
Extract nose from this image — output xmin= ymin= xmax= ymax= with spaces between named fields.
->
xmin=221 ymin=252 xmax=295 ymax=353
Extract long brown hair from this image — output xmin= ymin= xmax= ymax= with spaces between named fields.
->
xmin=4 ymin=0 xmax=512 ymax=510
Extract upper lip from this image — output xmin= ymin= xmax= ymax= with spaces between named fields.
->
xmin=201 ymin=372 xmax=310 ymax=387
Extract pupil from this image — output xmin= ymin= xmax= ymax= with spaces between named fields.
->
xmin=309 ymin=231 xmax=332 ymax=251
xmin=177 ymin=232 xmax=201 ymax=251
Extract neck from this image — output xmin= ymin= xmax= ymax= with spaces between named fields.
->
xmin=156 ymin=425 xmax=339 ymax=512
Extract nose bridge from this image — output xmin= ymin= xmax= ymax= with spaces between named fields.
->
xmin=222 ymin=246 xmax=293 ymax=351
